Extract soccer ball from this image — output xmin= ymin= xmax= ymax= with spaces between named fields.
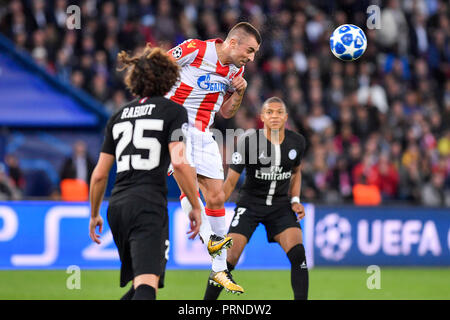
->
xmin=330 ymin=24 xmax=367 ymax=61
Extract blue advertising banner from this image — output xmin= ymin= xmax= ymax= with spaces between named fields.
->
xmin=307 ymin=206 xmax=450 ymax=266
xmin=0 ymin=201 xmax=306 ymax=270
xmin=1 ymin=202 xmax=449 ymax=269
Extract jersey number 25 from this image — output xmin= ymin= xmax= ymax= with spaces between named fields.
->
xmin=112 ymin=119 xmax=163 ymax=172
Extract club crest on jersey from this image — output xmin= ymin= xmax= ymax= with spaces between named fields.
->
xmin=172 ymin=46 xmax=183 ymax=59
xmin=289 ymin=149 xmax=297 ymax=160
xmin=232 ymin=152 xmax=242 ymax=165
xmin=181 ymin=122 xmax=188 ymax=136
xmin=187 ymin=41 xmax=196 ymax=48
xmin=197 ymin=74 xmax=228 ymax=92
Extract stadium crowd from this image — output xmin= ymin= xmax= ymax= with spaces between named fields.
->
xmin=0 ymin=0 xmax=449 ymax=206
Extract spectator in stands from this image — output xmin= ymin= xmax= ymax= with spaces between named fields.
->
xmin=60 ymin=140 xmax=95 ymax=186
xmin=421 ymin=171 xmax=450 ymax=207
xmin=0 ymin=163 xmax=21 ymax=200
xmin=307 ymin=104 xmax=333 ymax=134
xmin=326 ymin=156 xmax=353 ymax=203
xmin=374 ymin=153 xmax=399 ymax=200
xmin=4 ymin=154 xmax=25 ymax=192
xmin=105 ymin=89 xmax=127 ymax=114
xmin=0 ymin=0 xmax=448 ymax=206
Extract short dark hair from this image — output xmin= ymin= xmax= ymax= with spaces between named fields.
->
xmin=262 ymin=97 xmax=287 ymax=111
xmin=117 ymin=44 xmax=180 ymax=98
xmin=227 ymin=22 xmax=262 ymax=45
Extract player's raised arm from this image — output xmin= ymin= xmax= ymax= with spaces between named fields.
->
xmin=89 ymin=152 xmax=115 ymax=244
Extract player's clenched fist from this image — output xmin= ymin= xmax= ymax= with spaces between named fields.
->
xmin=292 ymin=202 xmax=305 ymax=221
xmin=232 ymin=76 xmax=247 ymax=95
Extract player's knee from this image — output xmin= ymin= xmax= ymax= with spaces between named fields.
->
xmin=286 ymin=244 xmax=307 ymax=268
xmin=206 ymin=189 xmax=225 ymax=209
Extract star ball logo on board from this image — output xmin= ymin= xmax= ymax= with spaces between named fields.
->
xmin=315 ymin=213 xmax=352 ymax=261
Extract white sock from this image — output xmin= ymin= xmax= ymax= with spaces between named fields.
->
xmin=206 ymin=211 xmax=228 ymax=272
xmin=180 ymin=196 xmax=213 ymax=243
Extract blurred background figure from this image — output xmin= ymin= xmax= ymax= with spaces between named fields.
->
xmin=0 ymin=163 xmax=21 ymax=200
xmin=0 ymin=0 xmax=448 ymax=206
xmin=60 ymin=140 xmax=95 ymax=186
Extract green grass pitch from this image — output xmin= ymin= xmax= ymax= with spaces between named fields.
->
xmin=0 ymin=268 xmax=448 ymax=300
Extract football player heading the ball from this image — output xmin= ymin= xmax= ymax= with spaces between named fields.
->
xmin=203 ymin=97 xmax=309 ymax=300
xmin=166 ymin=22 xmax=261 ymax=294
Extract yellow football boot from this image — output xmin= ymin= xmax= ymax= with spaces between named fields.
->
xmin=207 ymin=234 xmax=233 ymax=258
xmin=209 ymin=270 xmax=244 ymax=295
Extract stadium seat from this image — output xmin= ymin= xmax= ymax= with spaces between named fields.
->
xmin=60 ymin=179 xmax=89 ymax=201
xmin=352 ymin=184 xmax=381 ymax=206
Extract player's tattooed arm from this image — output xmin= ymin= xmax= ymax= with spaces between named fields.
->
xmin=220 ymin=76 xmax=247 ymax=119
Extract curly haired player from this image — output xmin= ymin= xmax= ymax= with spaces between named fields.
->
xmin=89 ymin=45 xmax=201 ymax=300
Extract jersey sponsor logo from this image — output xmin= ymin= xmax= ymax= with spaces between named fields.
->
xmin=172 ymin=46 xmax=183 ymax=59
xmin=197 ymin=74 xmax=228 ymax=92
xmin=288 ymin=149 xmax=297 ymax=160
xmin=255 ymin=166 xmax=292 ymax=181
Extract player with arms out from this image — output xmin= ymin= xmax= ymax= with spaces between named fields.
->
xmin=166 ymin=22 xmax=261 ymax=294
xmin=203 ymin=97 xmax=309 ymax=300
xmin=88 ymin=44 xmax=201 ymax=300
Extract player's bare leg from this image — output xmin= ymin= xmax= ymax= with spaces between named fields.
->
xmin=131 ymin=274 xmax=159 ymax=300
xmin=198 ymin=175 xmax=243 ymax=294
xmin=172 ymin=168 xmax=230 ymax=257
xmin=274 ymin=227 xmax=308 ymax=300
xmin=273 ymin=227 xmax=303 ymax=253
xmin=197 ymin=175 xmax=231 ymax=262
xmin=224 ymin=233 xmax=248 ymax=267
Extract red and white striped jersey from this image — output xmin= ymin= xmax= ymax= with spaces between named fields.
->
xmin=165 ymin=38 xmax=244 ymax=132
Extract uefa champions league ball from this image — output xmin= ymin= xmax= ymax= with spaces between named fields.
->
xmin=330 ymin=24 xmax=367 ymax=61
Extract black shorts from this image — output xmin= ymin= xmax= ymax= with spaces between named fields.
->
xmin=107 ymin=201 xmax=169 ymax=288
xmin=228 ymin=202 xmax=301 ymax=243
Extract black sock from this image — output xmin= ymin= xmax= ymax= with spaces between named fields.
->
xmin=132 ymin=284 xmax=156 ymax=300
xmin=203 ymin=262 xmax=235 ymax=300
xmin=120 ymin=286 xmax=135 ymax=300
xmin=287 ymin=244 xmax=309 ymax=300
